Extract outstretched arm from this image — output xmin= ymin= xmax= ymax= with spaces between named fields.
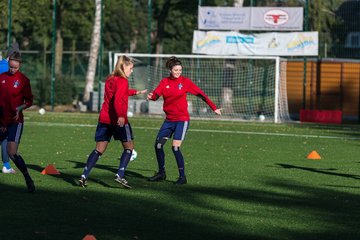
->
xmin=129 ymin=89 xmax=148 ymax=96
xmin=188 ymin=79 xmax=219 ymax=114
xmin=147 ymin=80 xmax=164 ymax=101
xmin=136 ymin=89 xmax=148 ymax=95
xmin=214 ymin=108 xmax=222 ymax=115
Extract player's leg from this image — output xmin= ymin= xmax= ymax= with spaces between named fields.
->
xmin=172 ymin=121 xmax=189 ymax=185
xmin=148 ymin=121 xmax=174 ymax=181
xmin=79 ymin=123 xmax=111 ymax=187
xmin=7 ymin=123 xmax=34 ymax=192
xmin=114 ymin=123 xmax=133 ymax=188
xmin=1 ymin=138 xmax=15 ymax=173
xmin=80 ymin=141 xmax=107 ymax=179
xmin=0 ymin=128 xmax=15 ymax=173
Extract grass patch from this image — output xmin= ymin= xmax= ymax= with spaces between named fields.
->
xmin=0 ymin=111 xmax=360 ymax=240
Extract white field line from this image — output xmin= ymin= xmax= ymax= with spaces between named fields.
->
xmin=26 ymin=121 xmax=360 ymax=140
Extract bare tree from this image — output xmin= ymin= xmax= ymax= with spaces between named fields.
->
xmin=55 ymin=1 xmax=63 ymax=78
xmin=234 ymin=0 xmax=244 ymax=7
xmin=83 ymin=0 xmax=102 ymax=103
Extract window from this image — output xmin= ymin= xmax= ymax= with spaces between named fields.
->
xmin=345 ymin=32 xmax=360 ymax=48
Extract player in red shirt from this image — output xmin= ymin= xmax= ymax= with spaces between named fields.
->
xmin=79 ymin=55 xmax=147 ymax=189
xmin=147 ymin=56 xmax=221 ymax=184
xmin=0 ymin=51 xmax=35 ymax=192
xmin=0 ymin=50 xmax=16 ymax=174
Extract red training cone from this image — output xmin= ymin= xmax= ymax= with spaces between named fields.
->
xmin=82 ymin=235 xmax=97 ymax=240
xmin=307 ymin=150 xmax=321 ymax=160
xmin=41 ymin=164 xmax=60 ymax=175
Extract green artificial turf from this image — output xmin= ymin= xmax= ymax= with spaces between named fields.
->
xmin=0 ymin=111 xmax=360 ymax=240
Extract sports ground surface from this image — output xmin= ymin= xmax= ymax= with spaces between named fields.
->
xmin=1 ymin=111 xmax=360 ymax=240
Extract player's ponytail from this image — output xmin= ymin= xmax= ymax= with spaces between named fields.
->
xmin=112 ymin=55 xmax=133 ymax=78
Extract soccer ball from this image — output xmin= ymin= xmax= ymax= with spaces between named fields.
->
xmin=39 ymin=108 xmax=46 ymax=115
xmin=130 ymin=149 xmax=137 ymax=161
xmin=259 ymin=114 xmax=265 ymax=121
xmin=127 ymin=111 xmax=134 ymax=117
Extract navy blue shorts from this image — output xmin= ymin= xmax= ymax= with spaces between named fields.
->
xmin=95 ymin=122 xmax=133 ymax=142
xmin=6 ymin=122 xmax=23 ymax=144
xmin=157 ymin=120 xmax=189 ymax=141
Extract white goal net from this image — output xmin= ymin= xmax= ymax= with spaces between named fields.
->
xmin=109 ymin=53 xmax=291 ymax=123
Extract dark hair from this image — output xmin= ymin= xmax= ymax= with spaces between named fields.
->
xmin=7 ymin=42 xmax=20 ymax=58
xmin=9 ymin=51 xmax=22 ymax=62
xmin=165 ymin=56 xmax=182 ymax=70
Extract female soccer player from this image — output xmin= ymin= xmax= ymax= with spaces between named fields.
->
xmin=147 ymin=56 xmax=221 ymax=184
xmin=79 ymin=55 xmax=147 ymax=189
xmin=0 ymin=53 xmax=16 ymax=174
xmin=0 ymin=51 xmax=35 ymax=192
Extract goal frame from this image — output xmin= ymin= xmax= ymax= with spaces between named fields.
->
xmin=109 ymin=53 xmax=289 ymax=123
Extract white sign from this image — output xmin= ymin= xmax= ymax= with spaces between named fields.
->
xmin=192 ymin=30 xmax=318 ymax=56
xmin=199 ymin=7 xmax=251 ymax=30
xmin=251 ymin=7 xmax=303 ymax=31
xmin=198 ymin=7 xmax=303 ymax=31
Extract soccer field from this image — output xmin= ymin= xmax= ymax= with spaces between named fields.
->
xmin=1 ymin=112 xmax=360 ymax=240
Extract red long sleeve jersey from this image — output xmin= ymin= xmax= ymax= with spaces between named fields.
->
xmin=98 ymin=75 xmax=137 ymax=125
xmin=150 ymin=76 xmax=217 ymax=121
xmin=0 ymin=71 xmax=33 ymax=124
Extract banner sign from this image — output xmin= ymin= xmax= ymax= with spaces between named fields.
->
xmin=198 ymin=7 xmax=303 ymax=31
xmin=192 ymin=30 xmax=318 ymax=56
xmin=199 ymin=7 xmax=251 ymax=30
xmin=251 ymin=7 xmax=303 ymax=31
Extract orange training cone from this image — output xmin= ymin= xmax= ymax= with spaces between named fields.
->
xmin=307 ymin=150 xmax=321 ymax=160
xmin=41 ymin=164 xmax=60 ymax=175
xmin=82 ymin=235 xmax=97 ymax=240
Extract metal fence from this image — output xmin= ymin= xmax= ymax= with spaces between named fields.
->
xmin=1 ymin=0 xmax=360 ymax=113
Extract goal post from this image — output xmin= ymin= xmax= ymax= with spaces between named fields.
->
xmin=110 ymin=53 xmax=291 ymax=123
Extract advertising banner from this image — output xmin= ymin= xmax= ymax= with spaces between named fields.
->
xmin=198 ymin=7 xmax=251 ymax=30
xmin=198 ymin=7 xmax=303 ymax=31
xmin=192 ymin=30 xmax=318 ymax=56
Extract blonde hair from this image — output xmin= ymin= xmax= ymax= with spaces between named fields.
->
xmin=111 ymin=55 xmax=133 ymax=78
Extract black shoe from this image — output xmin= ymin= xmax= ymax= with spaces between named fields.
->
xmin=148 ymin=172 xmax=166 ymax=182
xmin=26 ymin=179 xmax=35 ymax=193
xmin=114 ymin=175 xmax=132 ymax=189
xmin=79 ymin=177 xmax=87 ymax=188
xmin=174 ymin=176 xmax=187 ymax=185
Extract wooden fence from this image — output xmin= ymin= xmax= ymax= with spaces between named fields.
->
xmin=286 ymin=58 xmax=360 ymax=122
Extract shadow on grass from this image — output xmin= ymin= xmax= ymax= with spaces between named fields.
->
xmin=276 ymin=163 xmax=360 ymax=180
xmin=290 ymin=122 xmax=360 ymax=140
xmin=66 ymin=160 xmax=150 ymax=179
xmin=27 ymin=162 xmax=150 ymax=188
xmin=1 ymin=170 xmax=360 ymax=240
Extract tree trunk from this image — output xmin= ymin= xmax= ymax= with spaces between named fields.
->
xmin=83 ymin=0 xmax=102 ymax=103
xmin=55 ymin=29 xmax=63 ymax=77
xmin=233 ymin=0 xmax=244 ymax=7
xmin=55 ymin=1 xmax=63 ymax=78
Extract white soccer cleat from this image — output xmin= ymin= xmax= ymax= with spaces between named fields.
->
xmin=2 ymin=166 xmax=16 ymax=174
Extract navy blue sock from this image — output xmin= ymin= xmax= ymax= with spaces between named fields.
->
xmin=155 ymin=143 xmax=165 ymax=174
xmin=11 ymin=154 xmax=30 ymax=179
xmin=82 ymin=149 xmax=101 ymax=178
xmin=172 ymin=146 xmax=185 ymax=177
xmin=117 ymin=149 xmax=132 ymax=178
